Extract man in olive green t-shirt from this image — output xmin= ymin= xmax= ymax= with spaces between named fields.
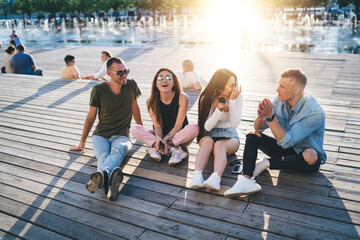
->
xmin=70 ymin=57 xmax=142 ymax=201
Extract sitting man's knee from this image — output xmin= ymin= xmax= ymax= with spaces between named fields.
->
xmin=302 ymin=148 xmax=318 ymax=165
xmin=247 ymin=131 xmax=261 ymax=137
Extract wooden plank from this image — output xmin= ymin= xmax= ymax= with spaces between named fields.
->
xmin=248 ymin=193 xmax=360 ymax=225
xmin=245 ymin=204 xmax=360 ymax=239
xmin=0 ymin=195 xmax=125 ymax=240
xmin=0 ymin=212 xmax=72 ymax=240
xmin=169 ymin=197 xmax=353 ymax=240
xmin=0 ymin=168 xmax=226 ymax=239
xmin=2 ymin=48 xmax=360 ymax=240
xmin=0 ymin=229 xmax=22 ymax=240
xmin=159 ymin=208 xmax=293 ymax=240
xmin=137 ymin=230 xmax=179 ymax=240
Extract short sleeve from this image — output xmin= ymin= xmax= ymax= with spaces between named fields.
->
xmin=89 ymin=86 xmax=99 ymax=107
xmin=29 ymin=55 xmax=35 ymax=65
xmin=133 ymin=80 xmax=141 ymax=100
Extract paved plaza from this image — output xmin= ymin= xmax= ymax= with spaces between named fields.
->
xmin=0 ymin=46 xmax=359 ymax=239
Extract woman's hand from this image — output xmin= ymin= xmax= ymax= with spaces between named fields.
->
xmin=217 ymin=101 xmax=229 ymax=112
xmin=229 ymin=84 xmax=241 ymax=100
xmin=155 ymin=136 xmax=167 ymax=155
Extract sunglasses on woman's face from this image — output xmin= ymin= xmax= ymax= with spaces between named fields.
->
xmin=157 ymin=75 xmax=173 ymax=82
xmin=110 ymin=68 xmax=130 ymax=77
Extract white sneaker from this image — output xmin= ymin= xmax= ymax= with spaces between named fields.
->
xmin=188 ymin=170 xmax=204 ymax=189
xmin=168 ymin=146 xmax=188 ymax=166
xmin=253 ymin=158 xmax=270 ymax=177
xmin=146 ymin=147 xmax=161 ymax=161
xmin=224 ymin=175 xmax=262 ymax=197
xmin=203 ymin=172 xmax=221 ymax=191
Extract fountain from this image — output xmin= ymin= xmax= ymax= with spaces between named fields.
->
xmin=0 ymin=9 xmax=359 ymax=54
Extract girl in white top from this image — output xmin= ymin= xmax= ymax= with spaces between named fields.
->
xmin=189 ymin=69 xmax=243 ymax=192
xmin=4 ymin=46 xmax=15 ymax=73
xmin=85 ymin=51 xmax=112 ymax=81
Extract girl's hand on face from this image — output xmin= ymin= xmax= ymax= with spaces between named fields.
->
xmin=229 ymin=85 xmax=241 ymax=100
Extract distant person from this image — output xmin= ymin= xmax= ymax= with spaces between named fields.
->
xmin=176 ymin=60 xmax=207 ymax=91
xmin=12 ymin=45 xmax=43 ymax=76
xmin=224 ymin=69 xmax=326 ymax=197
xmin=2 ymin=46 xmax=15 ymax=73
xmin=85 ymin=51 xmax=112 ymax=81
xmin=13 ymin=34 xmax=23 ymax=47
xmin=70 ymin=57 xmax=143 ymax=201
xmin=61 ymin=55 xmax=85 ymax=79
xmin=9 ymin=30 xmax=16 ymax=40
xmin=131 ymin=68 xmax=199 ymax=165
xmin=9 ymin=40 xmax=15 ymax=47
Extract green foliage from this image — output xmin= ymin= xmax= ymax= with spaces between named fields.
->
xmin=14 ymin=0 xmax=36 ymax=18
xmin=0 ymin=0 xmax=14 ymax=19
xmin=36 ymin=0 xmax=66 ymax=16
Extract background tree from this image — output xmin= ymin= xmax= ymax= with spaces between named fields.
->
xmin=135 ymin=0 xmax=166 ymax=24
xmin=0 ymin=0 xmax=14 ymax=20
xmin=338 ymin=0 xmax=360 ymax=20
xmin=121 ymin=0 xmax=135 ymax=13
xmin=37 ymin=0 xmax=66 ymax=20
xmin=14 ymin=0 xmax=36 ymax=21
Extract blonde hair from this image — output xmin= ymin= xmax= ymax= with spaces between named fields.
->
xmin=280 ymin=68 xmax=307 ymax=87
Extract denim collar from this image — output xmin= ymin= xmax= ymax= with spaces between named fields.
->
xmin=287 ymin=95 xmax=306 ymax=113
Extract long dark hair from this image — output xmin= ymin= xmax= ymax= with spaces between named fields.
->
xmin=147 ymin=68 xmax=182 ymax=128
xmin=197 ymin=68 xmax=238 ymax=142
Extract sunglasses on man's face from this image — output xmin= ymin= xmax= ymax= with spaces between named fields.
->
xmin=157 ymin=75 xmax=173 ymax=82
xmin=110 ymin=68 xmax=130 ymax=77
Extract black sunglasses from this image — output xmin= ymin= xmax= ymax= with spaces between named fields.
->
xmin=110 ymin=68 xmax=130 ymax=77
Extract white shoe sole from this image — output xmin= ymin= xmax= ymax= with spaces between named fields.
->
xmin=168 ymin=159 xmax=182 ymax=166
xmin=224 ymin=188 xmax=261 ymax=198
xmin=202 ymin=181 xmax=220 ymax=191
xmin=189 ymin=183 xmax=204 ymax=189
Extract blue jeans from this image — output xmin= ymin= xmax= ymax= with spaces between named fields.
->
xmin=92 ymin=135 xmax=131 ymax=175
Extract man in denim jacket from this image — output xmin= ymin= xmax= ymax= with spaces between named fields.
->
xmin=225 ymin=69 xmax=326 ymax=197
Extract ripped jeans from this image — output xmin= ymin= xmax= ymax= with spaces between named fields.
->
xmin=92 ymin=135 xmax=131 ymax=175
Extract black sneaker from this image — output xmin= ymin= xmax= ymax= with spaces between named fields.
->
xmin=107 ymin=167 xmax=124 ymax=201
xmin=86 ymin=171 xmax=103 ymax=193
xmin=103 ymin=170 xmax=109 ymax=195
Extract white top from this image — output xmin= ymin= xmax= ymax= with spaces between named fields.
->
xmin=4 ymin=53 xmax=13 ymax=73
xmin=93 ymin=61 xmax=110 ymax=80
xmin=204 ymin=93 xmax=243 ymax=131
xmin=176 ymin=71 xmax=208 ymax=88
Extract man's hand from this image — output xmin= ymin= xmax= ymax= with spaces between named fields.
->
xmin=257 ymin=102 xmax=265 ymax=118
xmin=70 ymin=141 xmax=85 ymax=153
xmin=259 ymin=98 xmax=273 ymax=118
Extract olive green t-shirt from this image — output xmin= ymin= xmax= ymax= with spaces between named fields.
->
xmin=90 ymin=79 xmax=141 ymax=138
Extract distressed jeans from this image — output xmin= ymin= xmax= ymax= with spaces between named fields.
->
xmin=92 ymin=135 xmax=131 ymax=175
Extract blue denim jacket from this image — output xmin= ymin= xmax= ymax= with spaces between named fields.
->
xmin=264 ymin=95 xmax=327 ymax=163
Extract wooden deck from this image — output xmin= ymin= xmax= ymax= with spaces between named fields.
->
xmin=0 ymin=47 xmax=360 ymax=239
